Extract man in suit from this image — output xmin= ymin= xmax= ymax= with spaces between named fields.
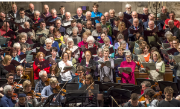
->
xmin=47 ymin=8 xmax=61 ymax=22
xmin=25 ymin=3 xmax=35 ymax=15
xmin=124 ymin=4 xmax=132 ymax=15
xmin=55 ymin=19 xmax=65 ymax=35
xmin=8 ymin=3 xmax=19 ymax=19
xmin=165 ymin=20 xmax=180 ymax=40
xmin=73 ymin=7 xmax=86 ymax=21
xmin=62 ymin=12 xmax=73 ymax=27
xmin=41 ymin=4 xmax=51 ymax=18
xmin=160 ymin=6 xmax=170 ymax=21
xmin=129 ymin=11 xmax=143 ymax=26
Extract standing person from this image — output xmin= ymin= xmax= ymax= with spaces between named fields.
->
xmin=91 ymin=3 xmax=102 ymax=23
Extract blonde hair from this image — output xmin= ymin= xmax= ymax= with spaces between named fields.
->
xmin=84 ymin=74 xmax=94 ymax=85
xmin=103 ymin=47 xmax=109 ymax=53
xmin=50 ymin=77 xmax=58 ymax=85
xmin=23 ymin=80 xmax=31 ymax=89
xmin=118 ymin=21 xmax=126 ymax=32
xmin=151 ymin=51 xmax=162 ymax=63
xmin=103 ymin=37 xmax=110 ymax=42
xmin=16 ymin=65 xmax=23 ymax=71
xmin=2 ymin=55 xmax=12 ymax=65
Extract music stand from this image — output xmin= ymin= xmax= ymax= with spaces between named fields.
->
xmin=121 ymin=84 xmax=141 ymax=94
xmin=177 ymin=79 xmax=180 ymax=92
xmin=60 ymin=83 xmax=79 ymax=91
xmin=158 ymin=81 xmax=179 ymax=96
xmin=14 ymin=79 xmax=26 ymax=84
xmin=43 ymin=93 xmax=56 ymax=107
xmin=101 ymin=83 xmax=121 ymax=91
xmin=0 ymin=79 xmax=7 ymax=87
xmin=94 ymin=81 xmax=103 ymax=92
xmin=136 ymin=78 xmax=155 ymax=86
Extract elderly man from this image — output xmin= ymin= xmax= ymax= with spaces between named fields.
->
xmin=0 ymin=12 xmax=10 ymax=28
xmin=14 ymin=8 xmax=30 ymax=29
xmin=118 ymin=12 xmax=131 ymax=28
xmin=77 ymin=23 xmax=85 ymax=36
xmin=85 ymin=20 xmax=94 ymax=32
xmin=0 ymin=22 xmax=16 ymax=47
xmin=128 ymin=18 xmax=142 ymax=41
xmin=92 ymin=23 xmax=102 ymax=37
xmin=165 ymin=20 xmax=180 ymax=40
xmin=101 ymin=15 xmax=112 ymax=36
xmin=47 ymin=8 xmax=61 ymax=22
xmin=143 ymin=7 xmax=150 ymax=15
xmin=36 ymin=21 xmax=49 ymax=41
xmin=66 ymin=19 xmax=77 ymax=35
xmin=84 ymin=11 xmax=95 ymax=26
xmin=62 ymin=12 xmax=73 ymax=26
xmin=8 ymin=3 xmax=19 ymax=19
xmin=55 ymin=19 xmax=65 ymax=35
xmin=109 ymin=9 xmax=116 ymax=19
xmin=32 ymin=10 xmax=44 ymax=24
xmin=124 ymin=4 xmax=132 ymax=15
xmin=70 ymin=26 xmax=81 ymax=45
xmin=49 ymin=26 xmax=54 ymax=35
xmin=143 ymin=14 xmax=163 ymax=31
xmin=73 ymin=7 xmax=86 ymax=21
xmin=0 ymin=85 xmax=16 ymax=107
xmin=160 ymin=6 xmax=170 ymax=21
xmin=25 ymin=3 xmax=35 ymax=15
xmin=41 ymin=4 xmax=51 ymax=18
xmin=104 ymin=11 xmax=113 ymax=27
xmin=129 ymin=11 xmax=143 ymax=26
xmin=163 ymin=11 xmax=180 ymax=30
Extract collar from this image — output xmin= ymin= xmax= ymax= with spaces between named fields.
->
xmin=78 ymin=15 xmax=82 ymax=18
xmin=52 ymin=15 xmax=57 ymax=19
xmin=34 ymin=17 xmax=40 ymax=21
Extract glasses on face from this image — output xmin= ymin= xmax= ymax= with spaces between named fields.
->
xmin=17 ymin=70 xmax=23 ymax=71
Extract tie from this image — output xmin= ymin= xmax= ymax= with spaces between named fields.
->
xmin=135 ymin=27 xmax=137 ymax=30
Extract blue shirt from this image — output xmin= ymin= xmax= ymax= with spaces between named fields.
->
xmin=91 ymin=11 xmax=103 ymax=23
xmin=78 ymin=76 xmax=83 ymax=89
xmin=0 ymin=95 xmax=16 ymax=107
xmin=59 ymin=26 xmax=66 ymax=36
xmin=35 ymin=79 xmax=45 ymax=93
xmin=98 ymin=35 xmax=113 ymax=45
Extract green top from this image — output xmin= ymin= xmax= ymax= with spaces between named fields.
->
xmin=147 ymin=62 xmax=165 ymax=74
xmin=101 ymin=23 xmax=112 ymax=36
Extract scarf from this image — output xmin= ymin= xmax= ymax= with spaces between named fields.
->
xmin=34 ymin=18 xmax=40 ymax=23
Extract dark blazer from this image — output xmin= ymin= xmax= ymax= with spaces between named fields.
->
xmin=128 ymin=25 xmax=143 ymax=41
xmin=143 ymin=19 xmax=163 ymax=31
xmin=165 ymin=26 xmax=180 ymax=40
xmin=25 ymin=9 xmax=34 ymax=15
xmin=73 ymin=14 xmax=86 ymax=21
xmin=70 ymin=76 xmax=78 ymax=83
xmin=0 ymin=64 xmax=8 ymax=79
xmin=57 ymin=14 xmax=66 ymax=21
xmin=129 ymin=18 xmax=143 ymax=26
xmin=8 ymin=10 xmax=19 ymax=18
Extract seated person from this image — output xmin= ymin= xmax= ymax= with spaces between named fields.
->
xmin=41 ymin=77 xmax=65 ymax=107
xmin=66 ymin=19 xmax=77 ymax=35
xmin=0 ymin=55 xmax=12 ymax=78
xmin=73 ymin=7 xmax=86 ymax=20
xmin=119 ymin=52 xmax=136 ymax=84
xmin=123 ymin=93 xmax=145 ymax=107
xmin=70 ymin=27 xmax=81 ymax=45
xmin=14 ymin=65 xmax=24 ymax=79
xmin=0 ymin=85 xmax=16 ymax=107
xmin=140 ymin=81 xmax=151 ymax=95
xmin=14 ymin=93 xmax=33 ymax=107
xmin=47 ymin=8 xmax=61 ymax=22
xmin=102 ymin=37 xmax=115 ymax=58
xmin=158 ymin=86 xmax=180 ymax=107
xmin=98 ymin=47 xmax=114 ymax=83
xmin=32 ymin=10 xmax=44 ymax=24
xmin=146 ymin=51 xmax=165 ymax=82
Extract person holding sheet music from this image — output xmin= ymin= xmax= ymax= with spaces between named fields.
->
xmin=0 ymin=55 xmax=11 ymax=78
xmin=102 ymin=37 xmax=115 ymax=58
xmin=112 ymin=17 xmax=120 ymax=39
xmin=100 ymin=16 xmax=112 ymax=36
xmin=47 ymin=35 xmax=60 ymax=54
xmin=129 ymin=11 xmax=143 ymax=26
xmin=58 ymin=52 xmax=73 ymax=83
xmin=91 ymin=3 xmax=102 ymax=24
xmin=35 ymin=21 xmax=49 ymax=41
xmin=92 ymin=23 xmax=102 ymax=37
xmin=10 ymin=48 xmax=21 ymax=62
xmin=97 ymin=27 xmax=113 ymax=45
xmin=32 ymin=10 xmax=44 ymax=24
xmin=58 ymin=6 xmax=66 ymax=20
xmin=114 ymin=34 xmax=128 ymax=50
xmin=73 ymin=7 xmax=86 ymax=21
xmin=41 ymin=4 xmax=51 ymax=18
xmin=25 ymin=3 xmax=35 ymax=15
xmin=65 ymin=19 xmax=77 ymax=36
xmin=77 ymin=23 xmax=85 ymax=37
xmin=65 ymin=49 xmax=77 ymax=70
xmin=14 ymin=65 xmax=24 ymax=79
xmin=62 ymin=12 xmax=73 ymax=27
xmin=128 ymin=18 xmax=142 ymax=41
xmin=160 ymin=6 xmax=169 ymax=21
xmin=80 ymin=51 xmax=96 ymax=79
xmin=47 ymin=9 xmax=61 ymax=23
xmin=146 ymin=51 xmax=165 ymax=81
xmin=55 ymin=19 xmax=66 ymax=36
xmin=124 ymin=4 xmax=132 ymax=15
xmin=98 ymin=32 xmax=111 ymax=44
xmin=70 ymin=27 xmax=81 ymax=45
xmin=85 ymin=20 xmax=94 ymax=32
xmin=33 ymin=52 xmax=50 ymax=85
xmin=48 ymin=47 xmax=59 ymax=67
xmin=63 ymin=38 xmax=80 ymax=61
xmin=118 ymin=12 xmax=131 ymax=29
xmin=98 ymin=47 xmax=114 ymax=83
xmin=119 ymin=52 xmax=136 ymax=84
xmin=53 ymin=28 xmax=64 ymax=48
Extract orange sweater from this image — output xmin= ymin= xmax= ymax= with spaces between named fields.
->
xmin=136 ymin=53 xmax=151 ymax=68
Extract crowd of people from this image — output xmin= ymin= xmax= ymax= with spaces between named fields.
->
xmin=0 ymin=2 xmax=180 ymax=107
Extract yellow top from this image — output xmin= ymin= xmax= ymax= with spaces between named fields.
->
xmin=54 ymin=36 xmax=64 ymax=47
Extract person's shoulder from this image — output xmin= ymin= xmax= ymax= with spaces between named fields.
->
xmin=123 ymin=101 xmax=130 ymax=107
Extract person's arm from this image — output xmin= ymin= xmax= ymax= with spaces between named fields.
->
xmin=41 ymin=87 xmax=49 ymax=98
xmin=158 ymin=62 xmax=165 ymax=74
xmin=110 ymin=59 xmax=114 ymax=69
xmin=1 ymin=99 xmax=10 ymax=107
xmin=34 ymin=81 xmax=40 ymax=93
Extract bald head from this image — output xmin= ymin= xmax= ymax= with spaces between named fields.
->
xmin=132 ymin=11 xmax=138 ymax=18
xmin=65 ymin=12 xmax=71 ymax=21
xmin=133 ymin=18 xmax=139 ymax=27
xmin=51 ymin=8 xmax=57 ymax=17
xmin=0 ymin=12 xmax=5 ymax=21
xmin=29 ymin=3 xmax=34 ymax=12
xmin=24 ymin=22 xmax=30 ymax=29
xmin=43 ymin=4 xmax=49 ymax=13
xmin=104 ymin=12 xmax=110 ymax=22
xmin=77 ymin=8 xmax=82 ymax=16
xmin=149 ymin=14 xmax=155 ymax=21
xmin=12 ymin=4 xmax=17 ymax=13
xmin=86 ymin=11 xmax=91 ymax=20
xmin=148 ymin=21 xmax=154 ymax=29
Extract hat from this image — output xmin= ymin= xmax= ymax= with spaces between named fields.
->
xmin=157 ymin=13 xmax=161 ymax=18
xmin=18 ymin=93 xmax=26 ymax=98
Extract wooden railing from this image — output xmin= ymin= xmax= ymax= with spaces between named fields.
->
xmin=24 ymin=68 xmax=34 ymax=87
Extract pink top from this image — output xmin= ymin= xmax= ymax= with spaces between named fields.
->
xmin=119 ymin=60 xmax=136 ymax=85
xmin=98 ymin=38 xmax=111 ymax=44
xmin=78 ymin=41 xmax=87 ymax=63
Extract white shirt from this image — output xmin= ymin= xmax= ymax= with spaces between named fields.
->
xmin=58 ymin=60 xmax=72 ymax=81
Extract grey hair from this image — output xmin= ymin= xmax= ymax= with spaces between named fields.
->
xmin=27 ymin=32 xmax=33 ymax=38
xmin=120 ymin=40 xmax=126 ymax=45
xmin=39 ymin=70 xmax=47 ymax=77
xmin=63 ymin=35 xmax=69 ymax=41
xmin=20 ymin=32 xmax=27 ymax=38
xmin=65 ymin=12 xmax=71 ymax=16
xmin=34 ymin=10 xmax=40 ymax=15
xmin=95 ymin=23 xmax=101 ymax=28
xmin=45 ymin=38 xmax=52 ymax=44
xmin=49 ymin=26 xmax=54 ymax=30
xmin=104 ymin=12 xmax=109 ymax=16
xmin=109 ymin=9 xmax=115 ymax=13
xmin=165 ymin=31 xmax=173 ymax=37
xmin=168 ymin=20 xmax=174 ymax=24
xmin=97 ymin=48 xmax=103 ymax=55
xmin=3 ymin=85 xmax=12 ymax=95
xmin=72 ymin=26 xmax=78 ymax=33
xmin=117 ymin=34 xmax=124 ymax=40
xmin=125 ymin=51 xmax=132 ymax=57
xmin=87 ymin=36 xmax=95 ymax=43
xmin=86 ymin=11 xmax=91 ymax=16
xmin=13 ymin=42 xmax=20 ymax=48
xmin=51 ymin=8 xmax=57 ymax=13
xmin=102 ymin=27 xmax=108 ymax=32
xmin=67 ymin=37 xmax=74 ymax=45
xmin=118 ymin=12 xmax=124 ymax=17
xmin=125 ymin=4 xmax=131 ymax=8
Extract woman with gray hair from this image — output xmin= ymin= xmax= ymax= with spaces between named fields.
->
xmin=27 ymin=32 xmax=35 ymax=42
xmin=13 ymin=42 xmax=21 ymax=55
xmin=119 ymin=51 xmax=136 ymax=84
xmin=63 ymin=38 xmax=80 ymax=60
xmin=102 ymin=37 xmax=115 ymax=58
xmin=70 ymin=26 xmax=81 ymax=45
xmin=114 ymin=33 xmax=129 ymax=50
xmin=44 ymin=38 xmax=53 ymax=51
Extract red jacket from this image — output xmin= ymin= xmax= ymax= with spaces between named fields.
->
xmin=33 ymin=59 xmax=50 ymax=80
xmin=163 ymin=19 xmax=180 ymax=29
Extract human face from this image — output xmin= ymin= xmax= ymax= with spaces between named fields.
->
xmin=77 ymin=8 xmax=82 ymax=16
xmin=126 ymin=7 xmax=131 ymax=13
xmin=168 ymin=22 xmax=174 ymax=29
xmin=133 ymin=20 xmax=139 ymax=27
xmin=24 ymin=23 xmax=30 ymax=29
xmin=77 ymin=71 xmax=84 ymax=77
xmin=88 ymin=40 xmax=93 ymax=46
xmin=46 ymin=43 xmax=52 ymax=50
xmin=85 ymin=52 xmax=91 ymax=61
xmin=51 ymin=10 xmax=57 ymax=17
xmin=121 ymin=43 xmax=126 ymax=49
xmin=56 ymin=20 xmax=61 ymax=28
xmin=71 ymin=22 xmax=76 ymax=27
xmin=60 ymin=8 xmax=65 ymax=15
xmin=149 ymin=14 xmax=155 ymax=21
xmin=63 ymin=53 xmax=68 ymax=61
xmin=7 ymin=76 xmax=14 ymax=84
xmin=126 ymin=55 xmax=132 ymax=62
xmin=29 ymin=4 xmax=34 ymax=12
xmin=19 ymin=11 xmax=25 ymax=18
xmin=34 ymin=13 xmax=40 ymax=19
xmin=164 ymin=92 xmax=173 ymax=101
xmin=40 ymin=23 xmax=46 ymax=29
xmin=143 ymin=47 xmax=149 ymax=54
xmin=0 ymin=13 xmax=5 ymax=21
xmin=38 ymin=54 xmax=44 ymax=61
xmin=17 ymin=68 xmax=23 ymax=76
xmin=109 ymin=10 xmax=115 ymax=18
xmin=143 ymin=8 xmax=148 ymax=15
xmin=7 ymin=59 xmax=11 ymax=66
xmin=177 ymin=45 xmax=180 ymax=52
xmin=51 ymin=83 xmax=57 ymax=89
xmin=12 ymin=51 xmax=17 ymax=57
xmin=96 ymin=26 xmax=102 ymax=33
xmin=44 ymin=5 xmax=49 ymax=13
xmin=141 ymin=84 xmax=147 ymax=91
xmin=83 ymin=36 xmax=87 ymax=43
xmin=20 ymin=38 xmax=26 ymax=43
xmin=104 ymin=41 xmax=109 ymax=47
xmin=66 ymin=51 xmax=71 ymax=58
xmin=162 ymin=7 xmax=166 ymax=14
xmin=118 ymin=49 xmax=123 ymax=55
xmin=68 ymin=41 xmax=73 ymax=48
xmin=169 ymin=41 xmax=173 ymax=47
xmin=12 ymin=4 xmax=17 ymax=13
xmin=25 ymin=85 xmax=32 ymax=93
xmin=104 ymin=13 xmax=110 ymax=21
xmin=118 ymin=39 xmax=123 ymax=43
xmin=131 ymin=100 xmax=138 ymax=107
xmin=119 ymin=16 xmax=124 ymax=21
xmin=132 ymin=12 xmax=138 ymax=18
xmin=19 ymin=97 xmax=26 ymax=105
xmin=93 ymin=6 xmax=98 ymax=12
xmin=139 ymin=37 xmax=144 ymax=41
xmin=41 ymin=73 xmax=48 ymax=82
xmin=51 ymin=50 xmax=57 ymax=57
xmin=101 ymin=16 xmax=106 ymax=24
xmin=65 ymin=13 xmax=71 ymax=21
xmin=86 ymin=21 xmax=92 ymax=29
xmin=169 ymin=13 xmax=175 ymax=20
xmin=3 ymin=23 xmax=10 ymax=31
xmin=173 ymin=41 xmax=178 ymax=48
xmin=77 ymin=24 xmax=82 ymax=33
xmin=98 ymin=52 xmax=103 ymax=58
xmin=153 ymin=54 xmax=158 ymax=62
xmin=149 ymin=22 xmax=154 ymax=30
xmin=22 ymin=48 xmax=26 ymax=54
xmin=7 ymin=87 xmax=13 ymax=97
xmin=85 ymin=79 xmax=91 ymax=85
xmin=104 ymin=51 xmax=109 ymax=58
xmin=72 ymin=30 xmax=77 ymax=36
xmin=101 ymin=34 xmax=105 ymax=40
